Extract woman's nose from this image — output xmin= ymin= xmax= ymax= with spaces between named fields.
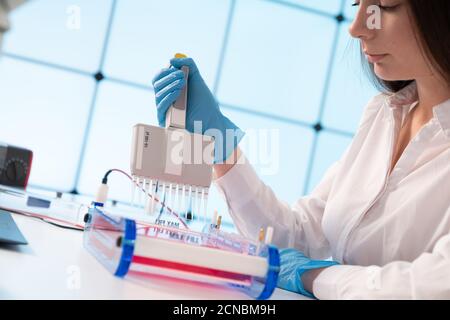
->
xmin=348 ymin=3 xmax=376 ymax=40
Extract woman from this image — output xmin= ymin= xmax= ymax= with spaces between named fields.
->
xmin=152 ymin=0 xmax=450 ymax=299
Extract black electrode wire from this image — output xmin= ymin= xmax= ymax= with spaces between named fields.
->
xmin=4 ymin=207 xmax=84 ymax=231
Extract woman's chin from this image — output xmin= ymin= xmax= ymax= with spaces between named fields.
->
xmin=374 ymin=68 xmax=410 ymax=82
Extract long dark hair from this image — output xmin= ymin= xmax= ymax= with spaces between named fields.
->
xmin=363 ymin=0 xmax=450 ymax=93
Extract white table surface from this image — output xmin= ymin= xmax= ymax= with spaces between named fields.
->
xmin=0 ymin=212 xmax=308 ymax=300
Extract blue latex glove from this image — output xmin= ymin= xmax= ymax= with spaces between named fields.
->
xmin=277 ymin=248 xmax=340 ymax=299
xmin=152 ymin=57 xmax=244 ymax=164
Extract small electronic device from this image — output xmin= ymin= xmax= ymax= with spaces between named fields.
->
xmin=0 ymin=143 xmax=33 ymax=189
xmin=130 ymin=54 xmax=214 ymax=220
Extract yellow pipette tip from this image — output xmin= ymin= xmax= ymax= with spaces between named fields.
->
xmin=258 ymin=228 xmax=265 ymax=242
xmin=174 ymin=53 xmax=187 ymax=59
xmin=216 ymin=215 xmax=222 ymax=229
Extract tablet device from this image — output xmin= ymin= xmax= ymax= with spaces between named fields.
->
xmin=0 ymin=209 xmax=28 ymax=245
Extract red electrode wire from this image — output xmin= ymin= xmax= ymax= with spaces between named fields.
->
xmin=105 ymin=169 xmax=189 ymax=229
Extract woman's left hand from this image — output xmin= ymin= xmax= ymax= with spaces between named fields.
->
xmin=277 ymin=248 xmax=339 ymax=298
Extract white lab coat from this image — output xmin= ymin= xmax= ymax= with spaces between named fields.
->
xmin=214 ymin=81 xmax=450 ymax=299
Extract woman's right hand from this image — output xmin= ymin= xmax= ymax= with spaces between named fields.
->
xmin=152 ymin=57 xmax=244 ymax=164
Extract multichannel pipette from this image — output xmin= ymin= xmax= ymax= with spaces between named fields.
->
xmin=129 ymin=53 xmax=214 ymax=222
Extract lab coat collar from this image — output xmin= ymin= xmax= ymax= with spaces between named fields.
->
xmin=433 ymin=99 xmax=450 ymax=138
xmin=386 ymin=81 xmax=450 ymax=139
xmin=386 ymin=81 xmax=418 ymax=107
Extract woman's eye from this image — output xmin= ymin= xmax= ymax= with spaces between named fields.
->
xmin=379 ymin=5 xmax=399 ymax=11
xmin=351 ymin=1 xmax=399 ymax=12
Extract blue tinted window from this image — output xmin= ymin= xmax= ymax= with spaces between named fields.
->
xmin=0 ymin=57 xmax=95 ymax=190
xmin=3 ymin=0 xmax=112 ymax=72
xmin=344 ymin=0 xmax=358 ymax=20
xmin=217 ymin=0 xmax=337 ymax=124
xmin=322 ymin=23 xmax=379 ymax=133
xmin=284 ymin=0 xmax=342 ymax=15
xmin=103 ymin=0 xmax=231 ymax=87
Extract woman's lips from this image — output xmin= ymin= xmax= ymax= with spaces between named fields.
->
xmin=365 ymin=53 xmax=388 ymax=63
